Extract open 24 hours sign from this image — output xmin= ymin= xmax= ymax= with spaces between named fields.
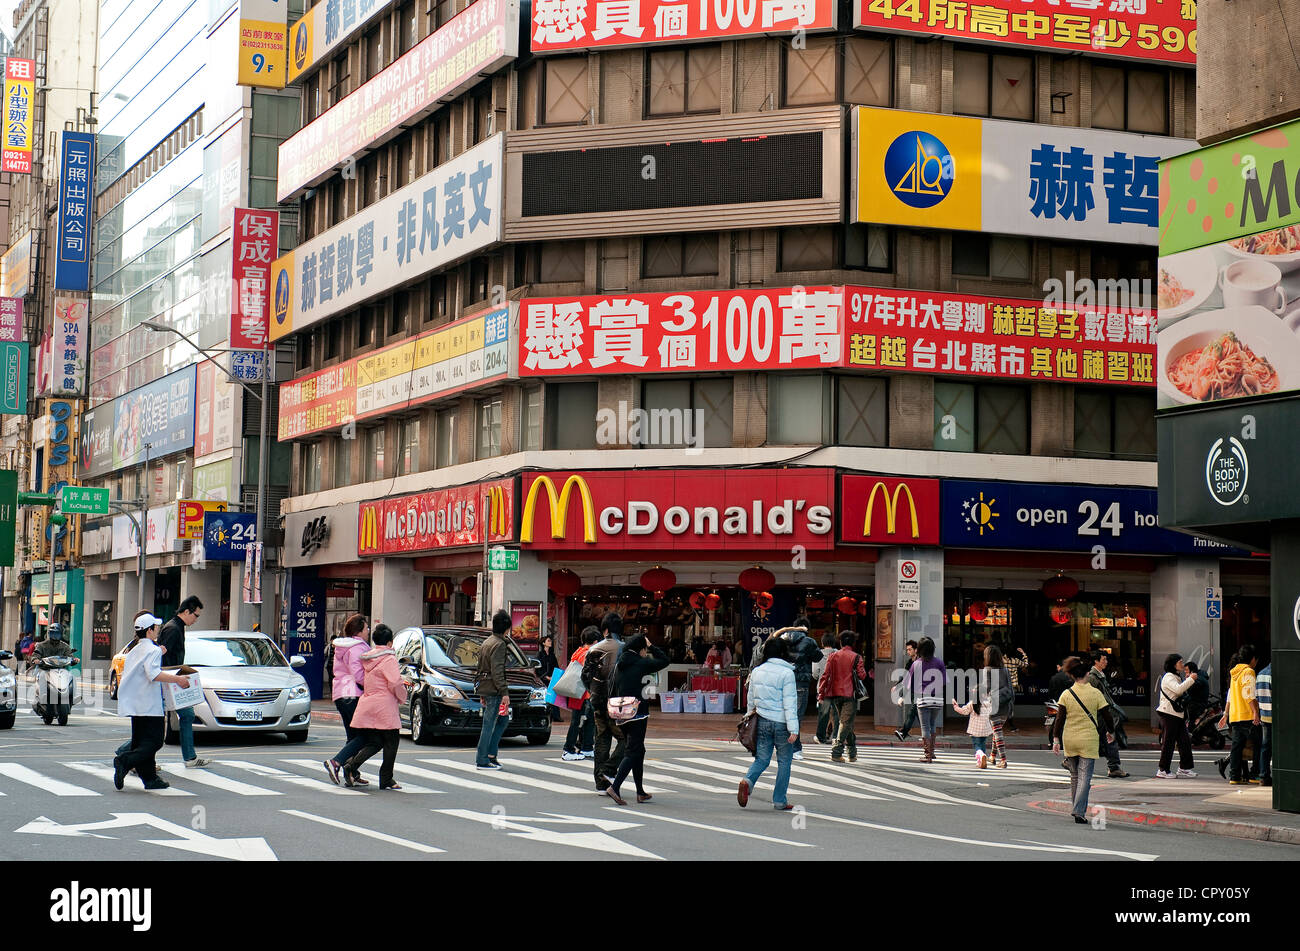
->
xmin=940 ymin=479 xmax=1243 ymax=556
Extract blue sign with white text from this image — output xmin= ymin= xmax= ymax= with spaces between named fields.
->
xmin=203 ymin=511 xmax=257 ymax=561
xmin=285 ymin=571 xmax=326 ymax=700
xmin=54 ymin=131 xmax=94 ymax=291
xmin=941 ymin=480 xmax=1246 ymax=556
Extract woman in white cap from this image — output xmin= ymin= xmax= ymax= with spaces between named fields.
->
xmin=113 ymin=613 xmax=192 ymax=791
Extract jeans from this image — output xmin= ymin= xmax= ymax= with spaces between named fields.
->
xmin=344 ymin=728 xmax=400 ymax=786
xmin=177 ymin=705 xmax=197 ymax=762
xmin=335 ymin=696 xmax=359 ymax=741
xmin=791 ymin=686 xmax=809 ymax=754
xmin=116 ymin=716 xmax=165 ymax=783
xmin=898 ymin=702 xmax=918 ymax=739
xmin=918 ymin=704 xmax=941 ymax=739
xmin=971 ymin=735 xmax=988 ymax=755
xmin=1157 ymin=712 xmax=1194 ymax=773
xmin=1260 ymin=722 xmax=1272 ymax=781
xmin=830 ymin=697 xmax=856 ymax=759
xmin=476 ymin=694 xmax=511 ymax=767
xmin=816 ymin=699 xmax=840 ymax=743
xmin=1228 ymin=721 xmax=1254 ymax=781
xmin=563 ymin=700 xmax=595 ymax=753
xmin=591 ymin=697 xmax=626 ymax=790
xmin=1064 ymin=755 xmax=1097 ymax=818
xmin=611 ymin=718 xmax=648 ymax=795
xmin=744 ymin=716 xmax=794 ymax=807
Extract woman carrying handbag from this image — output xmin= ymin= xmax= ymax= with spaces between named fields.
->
xmin=602 ymin=635 xmax=669 ymax=806
xmin=737 ymin=637 xmax=801 ymax=812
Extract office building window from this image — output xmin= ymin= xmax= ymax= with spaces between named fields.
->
xmin=978 ymin=384 xmax=1029 ymax=454
xmin=362 ymin=427 xmax=386 ymax=482
xmin=1075 ymin=389 xmax=1156 ymax=459
xmin=952 ymin=235 xmax=1032 ymax=280
xmin=301 ymin=442 xmax=322 ymax=494
xmin=522 ymin=387 xmax=542 ymax=451
xmin=837 ymin=377 xmax=888 ymax=447
xmin=1092 ymin=65 xmax=1169 ymax=135
xmin=477 ymin=398 xmax=503 ymax=460
xmin=646 ymin=45 xmax=721 ymax=116
xmin=328 ymin=53 xmax=350 ymax=106
xmin=768 ymin=374 xmax=831 ymax=445
xmin=333 ymin=436 xmax=351 ymax=488
xmin=933 ymin=380 xmax=975 ymax=452
xmin=642 ymin=234 xmax=718 ymax=278
xmin=545 ymin=382 xmax=598 ymax=450
xmin=435 ymin=407 xmax=458 ymax=468
xmin=843 ymin=224 xmax=893 ymax=271
xmin=540 ymin=57 xmax=590 ymax=125
xmin=397 ymin=417 xmax=421 ymax=475
xmin=954 ymin=49 xmax=1033 ymax=121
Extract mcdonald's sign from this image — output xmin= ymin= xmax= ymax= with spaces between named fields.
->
xmin=521 ymin=474 xmax=598 ymax=544
xmin=357 ymin=479 xmax=514 ymax=556
xmin=839 ymin=475 xmax=940 ymax=546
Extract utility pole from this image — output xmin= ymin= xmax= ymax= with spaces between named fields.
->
xmin=137 ymin=442 xmax=151 ymax=616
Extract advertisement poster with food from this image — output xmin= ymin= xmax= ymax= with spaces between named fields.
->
xmin=510 ymin=602 xmax=541 ymax=654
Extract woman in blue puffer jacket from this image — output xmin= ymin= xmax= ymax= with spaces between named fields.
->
xmin=737 ymin=637 xmax=801 ymax=812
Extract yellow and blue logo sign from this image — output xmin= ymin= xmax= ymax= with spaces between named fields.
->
xmin=270 ymin=251 xmax=293 ymax=341
xmin=853 ymin=107 xmax=983 ymax=232
xmin=293 ymin=20 xmax=310 ymax=72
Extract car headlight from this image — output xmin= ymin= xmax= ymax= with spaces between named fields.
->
xmin=0 ymin=674 xmax=12 ymax=689
xmin=289 ymin=684 xmax=309 ymax=700
xmin=529 ymin=687 xmax=546 ymax=703
xmin=428 ymin=680 xmax=466 ymax=701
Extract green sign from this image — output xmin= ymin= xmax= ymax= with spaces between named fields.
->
xmin=0 ymin=469 xmax=15 ymax=567
xmin=60 ymin=485 xmax=110 ymax=515
xmin=488 ymin=547 xmax=519 ymax=571
xmin=0 ymin=342 xmax=27 ymax=415
xmin=1160 ymin=118 xmax=1300 ymax=256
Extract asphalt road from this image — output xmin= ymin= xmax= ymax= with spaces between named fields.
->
xmin=0 ymin=697 xmax=1291 ymax=862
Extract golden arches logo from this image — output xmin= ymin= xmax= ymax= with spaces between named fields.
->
xmin=521 ymin=475 xmax=597 ymax=544
xmin=864 ymin=481 xmax=921 ymax=539
xmin=360 ymin=505 xmax=380 ymax=552
xmin=487 ymin=485 xmax=508 ymax=537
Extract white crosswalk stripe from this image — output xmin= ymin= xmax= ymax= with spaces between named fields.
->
xmin=64 ymin=762 xmax=194 ymax=796
xmin=419 ymin=758 xmax=587 ymax=795
xmin=391 ymin=762 xmax=525 ymax=795
xmin=804 ymin=747 xmax=1070 ymax=784
xmin=652 ymin=761 xmax=824 ymax=798
xmin=518 ymin=756 xmax=738 ymax=795
xmin=279 ymin=760 xmax=442 ymax=793
xmin=0 ymin=762 xmax=99 ymax=796
xmin=679 ymin=757 xmax=888 ymax=801
xmin=221 ymin=760 xmax=369 ymax=796
xmin=157 ymin=763 xmax=283 ymax=796
xmin=730 ymin=757 xmax=956 ymax=805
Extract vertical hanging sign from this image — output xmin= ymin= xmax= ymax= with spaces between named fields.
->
xmin=55 ymin=131 xmax=95 ymax=291
xmin=238 ymin=0 xmax=288 ymax=88
xmin=231 ymin=207 xmax=279 ymax=349
xmin=2 ymin=58 xmax=34 ymax=174
xmin=48 ymin=296 xmax=87 ymax=396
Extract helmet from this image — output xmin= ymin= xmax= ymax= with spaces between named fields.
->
xmin=47 ymin=623 xmax=63 ymax=641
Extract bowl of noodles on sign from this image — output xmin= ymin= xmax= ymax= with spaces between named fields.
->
xmin=1223 ymin=225 xmax=1300 ymax=273
xmin=1157 ymin=247 xmax=1217 ymax=325
xmin=1159 ymin=306 xmax=1300 ymax=406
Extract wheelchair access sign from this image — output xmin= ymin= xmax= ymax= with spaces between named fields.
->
xmin=1206 ymin=587 xmax=1222 ymax=620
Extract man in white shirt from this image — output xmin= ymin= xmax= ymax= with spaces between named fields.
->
xmin=113 ymin=614 xmax=192 ymax=791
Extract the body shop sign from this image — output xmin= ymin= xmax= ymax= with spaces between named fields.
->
xmin=270 ymin=134 xmax=504 ymax=341
xmin=520 ymin=469 xmax=836 ymax=551
xmin=358 ymin=479 xmax=514 ymax=556
xmin=854 ymin=0 xmax=1196 ymax=66
xmin=278 ymin=0 xmax=519 ymax=201
xmin=531 ymin=0 xmax=836 ymax=52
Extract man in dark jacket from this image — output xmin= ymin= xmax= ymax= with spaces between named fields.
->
xmin=582 ymin=611 xmax=625 ymax=792
xmin=782 ymin=621 xmax=822 ymax=761
xmin=156 ymin=597 xmax=209 ymax=769
xmin=1048 ymin=656 xmax=1077 ymax=701
xmin=475 ymin=610 xmax=513 ymax=769
xmin=1087 ymin=650 xmax=1128 ymax=778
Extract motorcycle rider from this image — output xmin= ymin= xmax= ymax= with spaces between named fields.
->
xmin=30 ymin=623 xmax=76 ymax=664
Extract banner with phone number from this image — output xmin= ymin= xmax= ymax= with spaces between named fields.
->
xmin=854 ymin=0 xmax=1196 ymax=66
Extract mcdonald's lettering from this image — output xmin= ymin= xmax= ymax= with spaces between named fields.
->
xmin=357 ymin=481 xmax=513 ymax=556
xmin=488 ymin=484 xmax=509 ymax=537
xmin=864 ymin=481 xmax=920 ymax=539
xmin=521 ymin=475 xmax=598 ymax=544
xmin=359 ymin=505 xmax=381 ymax=553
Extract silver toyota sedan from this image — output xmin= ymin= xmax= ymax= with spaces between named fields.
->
xmin=164 ymin=630 xmax=313 ymax=743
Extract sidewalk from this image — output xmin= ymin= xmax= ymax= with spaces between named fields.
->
xmin=1026 ymin=776 xmax=1300 ymax=846
xmin=308 ymin=700 xmax=1162 ymax=749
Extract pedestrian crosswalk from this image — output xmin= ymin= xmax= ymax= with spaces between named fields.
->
xmin=0 ymin=742 xmax=1069 ymax=806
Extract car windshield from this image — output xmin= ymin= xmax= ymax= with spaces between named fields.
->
xmin=186 ymin=637 xmax=286 ymax=668
xmin=423 ymin=632 xmax=529 ymax=669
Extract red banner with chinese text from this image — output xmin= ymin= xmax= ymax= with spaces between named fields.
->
xmin=231 ymin=208 xmax=279 ymax=349
xmin=854 ymin=0 xmax=1195 ymax=66
xmin=278 ymin=363 xmax=356 ymax=441
xmin=842 ymin=286 xmax=1155 ymax=386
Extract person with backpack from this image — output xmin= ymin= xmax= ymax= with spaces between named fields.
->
xmin=737 ymin=636 xmax=800 ymax=811
xmin=1051 ymin=657 xmax=1118 ymax=824
xmin=818 ymin=631 xmax=867 ymax=764
xmin=908 ymin=637 xmax=946 ymax=764
xmin=561 ymin=627 xmax=601 ymax=761
xmin=603 ymin=635 xmax=670 ymax=806
xmin=783 ymin=621 xmax=822 ymax=761
xmin=1154 ymin=653 xmax=1198 ymax=779
xmin=582 ymin=611 xmax=625 ymax=793
xmin=1219 ymin=644 xmax=1262 ymax=785
xmin=982 ymin=645 xmax=1014 ymax=769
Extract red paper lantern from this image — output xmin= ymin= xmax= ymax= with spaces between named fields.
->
xmin=640 ymin=566 xmax=677 ymax=597
xmin=739 ymin=566 xmax=776 ymax=593
xmin=704 ymin=593 xmax=722 ymax=611
xmin=1042 ymin=575 xmax=1080 ymax=602
xmin=754 ymin=591 xmax=774 ymax=610
xmin=858 ymin=600 xmax=870 ymax=616
xmin=460 ymin=576 xmax=478 ymax=597
xmin=1049 ymin=603 xmax=1073 ymax=625
xmin=835 ymin=595 xmax=857 ymax=615
xmin=1136 ymin=607 xmax=1148 ymax=626
xmin=547 ymin=569 xmax=581 ymax=597
xmin=968 ymin=601 xmax=988 ymax=623
xmin=689 ymin=591 xmax=707 ymax=610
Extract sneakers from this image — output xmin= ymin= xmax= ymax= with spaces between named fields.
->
xmin=143 ymin=778 xmax=171 ymax=790
xmin=324 ymin=760 xmax=342 ymax=785
xmin=737 ymin=778 xmax=750 ymax=808
xmin=893 ymin=730 xmax=905 ymax=742
xmin=792 ymin=751 xmax=804 ymax=761
xmin=1176 ymin=768 xmax=1198 ymax=778
xmin=830 ymin=756 xmax=845 ymax=764
xmin=773 ymin=803 xmax=796 ymax=811
xmin=580 ymin=750 xmax=595 ymax=759
xmin=975 ymin=751 xmax=987 ymax=769
xmin=561 ymin=751 xmax=585 ymax=761
xmin=1155 ymin=770 xmax=1174 ymax=779
xmin=184 ymin=758 xmax=211 ymax=769
xmin=1107 ymin=768 xmax=1129 ymax=778
xmin=477 ymin=762 xmax=503 ymax=770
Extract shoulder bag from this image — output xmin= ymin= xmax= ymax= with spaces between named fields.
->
xmin=1160 ymin=676 xmax=1188 ymax=714
xmin=607 ymin=696 xmax=640 ymax=722
xmin=553 ymin=659 xmax=587 ymax=699
xmin=737 ymin=709 xmax=759 ymax=754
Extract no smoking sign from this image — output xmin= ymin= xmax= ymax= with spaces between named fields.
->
xmin=897 ymin=559 xmax=921 ymax=610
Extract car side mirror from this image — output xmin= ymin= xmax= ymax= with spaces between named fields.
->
xmin=0 ymin=650 xmax=12 ymax=661
xmin=398 ymin=656 xmax=414 ymax=667
xmin=531 ymin=658 xmax=543 ymax=670
xmin=289 ymin=656 xmax=306 ymax=668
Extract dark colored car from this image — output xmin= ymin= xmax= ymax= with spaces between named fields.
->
xmin=393 ymin=625 xmax=551 ymax=746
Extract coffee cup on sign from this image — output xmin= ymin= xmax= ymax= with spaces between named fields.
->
xmin=1220 ymin=259 xmax=1287 ymax=314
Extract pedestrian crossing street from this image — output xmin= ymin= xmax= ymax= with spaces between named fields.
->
xmin=0 ymin=743 xmax=1069 ymax=807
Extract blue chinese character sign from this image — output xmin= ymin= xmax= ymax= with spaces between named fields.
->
xmin=231 ymin=350 xmax=265 ymax=382
xmin=55 ymin=131 xmax=95 ymax=291
xmin=203 ymin=511 xmax=257 ymax=561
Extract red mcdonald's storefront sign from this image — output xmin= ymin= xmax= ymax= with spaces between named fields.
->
xmin=358 ymin=479 xmax=514 ymax=557
xmin=838 ymin=475 xmax=941 ymax=546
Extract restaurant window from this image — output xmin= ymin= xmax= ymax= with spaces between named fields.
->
xmin=301 ymin=442 xmax=322 ymax=494
xmin=1092 ymin=64 xmax=1168 ymax=135
xmin=640 ymin=378 xmax=733 ymax=449
xmin=362 ymin=427 xmax=386 ymax=482
xmin=545 ymin=382 xmax=598 ymax=450
xmin=333 ymin=435 xmax=352 ymax=488
xmin=1075 ymin=389 xmax=1156 ymax=460
xmin=954 ymin=49 xmax=1034 ymax=121
xmin=768 ymin=374 xmax=831 ymax=445
xmin=397 ymin=417 xmax=421 ymax=475
xmin=435 ymin=407 xmax=458 ymax=468
xmin=522 ymin=386 xmax=542 ymax=451
xmin=476 ymin=398 xmax=503 ymax=460
xmin=540 ymin=57 xmax=590 ymax=126
xmin=642 ymin=234 xmax=718 ymax=278
xmin=837 ymin=377 xmax=888 ymax=447
xmin=646 ymin=45 xmax=721 ymax=116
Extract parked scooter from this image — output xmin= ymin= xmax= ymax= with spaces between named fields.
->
xmin=0 ymin=649 xmax=15 ymax=729
xmin=30 ymin=654 xmax=80 ymax=726
xmin=1043 ymin=700 xmax=1059 ymax=732
xmin=1188 ymin=693 xmax=1226 ymax=749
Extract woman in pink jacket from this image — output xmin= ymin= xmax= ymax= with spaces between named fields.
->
xmin=323 ymin=614 xmax=369 ymax=786
xmin=340 ymin=625 xmax=407 ymax=790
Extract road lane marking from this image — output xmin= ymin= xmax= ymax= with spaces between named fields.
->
xmin=64 ymin=762 xmax=194 ymax=796
xmin=281 ymin=810 xmax=445 ymax=853
xmin=222 ymin=760 xmax=367 ymax=796
xmin=680 ymin=758 xmax=889 ymax=801
xmin=738 ymin=756 xmax=1015 ymax=810
xmin=419 ymin=758 xmax=586 ymax=794
xmin=514 ymin=757 xmax=736 ymax=794
xmin=158 ymin=763 xmax=282 ymax=796
xmin=0 ymin=762 xmax=99 ymax=796
xmin=392 ymin=762 xmax=524 ymax=795
xmin=603 ymin=808 xmax=816 ymax=847
xmin=279 ymin=760 xmax=443 ymax=794
xmin=435 ymin=809 xmax=661 ymax=859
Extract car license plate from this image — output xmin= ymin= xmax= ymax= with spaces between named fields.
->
xmin=234 ymin=707 xmax=263 ymax=722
